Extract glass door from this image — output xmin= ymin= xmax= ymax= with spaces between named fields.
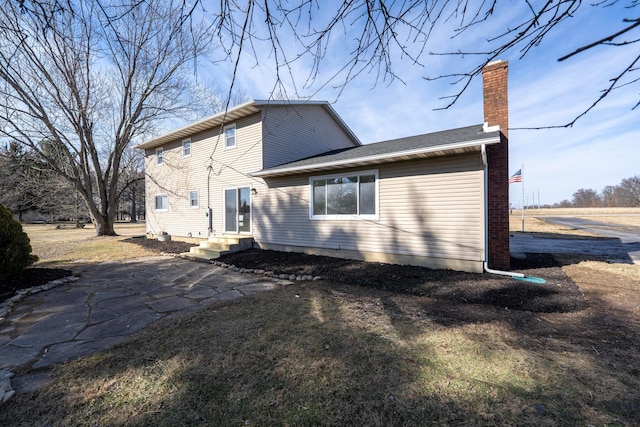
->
xmin=238 ymin=187 xmax=251 ymax=233
xmin=224 ymin=187 xmax=251 ymax=233
xmin=224 ymin=189 xmax=237 ymax=233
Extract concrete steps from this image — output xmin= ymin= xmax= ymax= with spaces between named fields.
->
xmin=180 ymin=236 xmax=253 ymax=262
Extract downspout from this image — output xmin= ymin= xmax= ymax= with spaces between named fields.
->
xmin=206 ymin=164 xmax=213 ymax=236
xmin=482 ymin=144 xmax=545 ymax=283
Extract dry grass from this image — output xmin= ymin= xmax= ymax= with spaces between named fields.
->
xmin=559 ymin=255 xmax=640 ymax=317
xmin=2 ymin=216 xmax=639 ymax=425
xmin=509 ymin=216 xmax=600 ymax=237
xmin=576 ymin=215 xmax=640 ymax=227
xmin=24 ymin=222 xmax=155 ymax=265
xmin=518 ymin=207 xmax=640 ymax=216
xmin=2 ymin=274 xmax=638 ymax=426
xmin=510 ymin=207 xmax=640 ymax=236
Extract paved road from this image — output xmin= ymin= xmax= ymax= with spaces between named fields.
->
xmin=0 ymin=256 xmax=289 ymax=398
xmin=510 ymin=216 xmax=640 ymax=264
xmin=544 ymin=216 xmax=640 ymax=241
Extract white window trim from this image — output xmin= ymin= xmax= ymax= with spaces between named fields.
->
xmin=155 ymin=147 xmax=164 ymax=166
xmin=309 ymin=170 xmax=379 ymax=220
xmin=189 ymin=190 xmax=199 ymax=209
xmin=182 ymin=138 xmax=192 ymax=158
xmin=154 ymin=194 xmax=168 ymax=212
xmin=224 ymin=124 xmax=236 ymax=150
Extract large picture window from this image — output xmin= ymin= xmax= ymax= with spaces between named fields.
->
xmin=310 ymin=171 xmax=378 ymax=219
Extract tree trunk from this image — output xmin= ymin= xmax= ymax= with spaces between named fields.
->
xmin=85 ymin=191 xmax=118 ymax=236
xmin=130 ymin=186 xmax=137 ymax=223
xmin=93 ymin=214 xmax=117 ymax=236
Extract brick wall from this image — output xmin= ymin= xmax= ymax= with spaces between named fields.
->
xmin=483 ymin=60 xmax=510 ymax=269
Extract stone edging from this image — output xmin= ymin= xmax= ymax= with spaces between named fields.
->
xmin=0 ymin=276 xmax=79 ymax=328
xmin=0 ymin=370 xmax=14 ymax=404
xmin=0 ymin=275 xmax=78 ymax=405
xmin=159 ymin=252 xmax=325 ymax=282
xmin=210 ymin=260 xmax=323 ymax=282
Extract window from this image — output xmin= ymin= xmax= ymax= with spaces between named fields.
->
xmin=182 ymin=139 xmax=191 ymax=157
xmin=155 ymin=147 xmax=163 ymax=165
xmin=189 ymin=190 xmax=199 ymax=208
xmin=224 ymin=124 xmax=236 ymax=149
xmin=154 ymin=194 xmax=168 ymax=211
xmin=310 ymin=171 xmax=378 ymax=219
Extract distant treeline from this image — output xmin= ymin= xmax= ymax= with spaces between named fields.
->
xmin=550 ymin=175 xmax=640 ymax=209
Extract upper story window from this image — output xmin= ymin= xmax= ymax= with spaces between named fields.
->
xmin=182 ymin=139 xmax=191 ymax=158
xmin=224 ymin=124 xmax=236 ymax=150
xmin=155 ymin=147 xmax=164 ymax=166
xmin=310 ymin=171 xmax=378 ymax=219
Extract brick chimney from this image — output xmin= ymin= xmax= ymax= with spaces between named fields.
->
xmin=483 ymin=60 xmax=510 ymax=269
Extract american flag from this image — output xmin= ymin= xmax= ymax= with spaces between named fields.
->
xmin=509 ymin=169 xmax=522 ymax=184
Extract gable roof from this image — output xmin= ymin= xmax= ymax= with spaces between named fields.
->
xmin=252 ymin=124 xmax=500 ymax=178
xmin=135 ymin=100 xmax=360 ymax=150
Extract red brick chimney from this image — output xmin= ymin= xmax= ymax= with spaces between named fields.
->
xmin=483 ymin=60 xmax=510 ymax=269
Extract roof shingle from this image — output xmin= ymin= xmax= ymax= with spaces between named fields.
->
xmin=253 ymin=124 xmax=500 ymax=177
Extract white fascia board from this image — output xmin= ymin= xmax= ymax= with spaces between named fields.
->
xmin=252 ymin=136 xmax=500 ymax=177
xmin=135 ymin=100 xmax=259 ymax=150
xmin=135 ymin=99 xmax=361 ymax=150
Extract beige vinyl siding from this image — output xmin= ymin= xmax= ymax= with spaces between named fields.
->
xmin=145 ymin=113 xmax=264 ymax=238
xmin=254 ymin=153 xmax=485 ymax=269
xmin=261 ymin=104 xmax=358 ymax=168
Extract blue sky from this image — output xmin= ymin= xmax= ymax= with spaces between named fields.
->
xmin=202 ymin=1 xmax=639 ymax=206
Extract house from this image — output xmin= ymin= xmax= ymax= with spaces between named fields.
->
xmin=137 ymin=60 xmax=510 ymax=273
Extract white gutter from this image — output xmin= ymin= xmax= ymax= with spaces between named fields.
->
xmin=254 ymin=136 xmax=500 ymax=178
xmin=481 ymin=144 xmax=526 ymax=279
xmin=135 ymin=99 xmax=362 ymax=150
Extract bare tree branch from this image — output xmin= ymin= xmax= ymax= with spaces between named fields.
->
xmin=559 ymin=17 xmax=640 ymax=61
xmin=196 ymin=0 xmax=638 ymax=128
xmin=0 ymin=0 xmax=215 ymax=235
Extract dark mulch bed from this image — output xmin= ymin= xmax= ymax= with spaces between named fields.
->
xmin=123 ymin=236 xmax=197 ymax=254
xmin=218 ymin=249 xmax=587 ymax=313
xmin=3 ymin=237 xmax=587 ymax=314
xmin=1 ymin=268 xmax=73 ymax=303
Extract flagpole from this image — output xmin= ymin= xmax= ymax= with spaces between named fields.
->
xmin=521 ymin=164 xmax=525 ymax=232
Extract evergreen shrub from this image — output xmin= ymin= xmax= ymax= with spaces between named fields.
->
xmin=0 ymin=203 xmax=38 ymax=283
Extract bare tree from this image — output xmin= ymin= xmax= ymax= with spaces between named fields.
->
xmin=554 ymin=199 xmax=573 ymax=208
xmin=0 ymin=142 xmax=87 ymax=222
xmin=204 ymin=1 xmax=638 ymax=125
xmin=572 ymin=188 xmax=601 ymax=208
xmin=617 ymin=175 xmax=640 ymax=206
xmin=0 ymin=0 xmax=214 ymax=235
xmin=601 ymin=185 xmax=619 ymax=207
xmin=117 ymin=147 xmax=145 ymax=222
xmin=0 ymin=143 xmax=40 ymax=220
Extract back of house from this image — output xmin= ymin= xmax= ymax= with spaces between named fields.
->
xmin=138 ymin=61 xmax=510 ymax=273
xmin=137 ymin=100 xmax=360 ymax=239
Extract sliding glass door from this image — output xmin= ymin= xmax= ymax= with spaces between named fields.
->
xmin=224 ymin=187 xmax=251 ymax=233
